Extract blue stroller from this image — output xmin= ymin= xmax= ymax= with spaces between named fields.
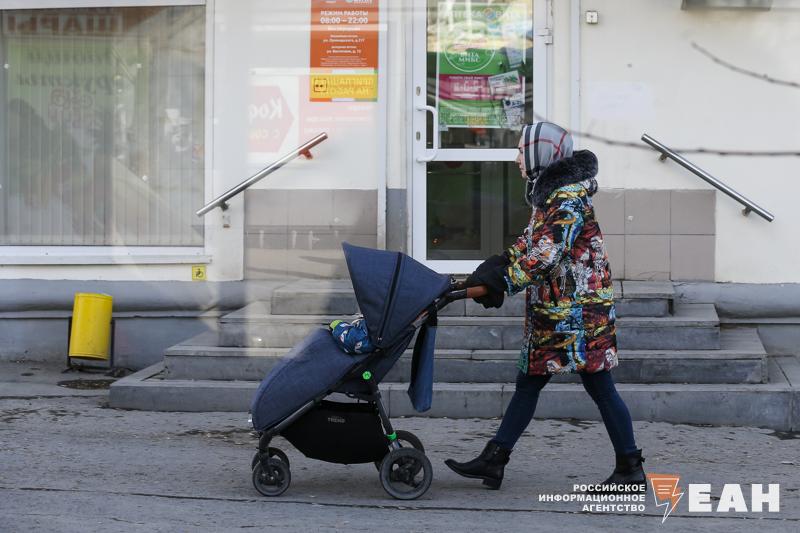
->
xmin=249 ymin=243 xmax=486 ymax=500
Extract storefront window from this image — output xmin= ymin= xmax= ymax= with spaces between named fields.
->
xmin=0 ymin=6 xmax=205 ymax=246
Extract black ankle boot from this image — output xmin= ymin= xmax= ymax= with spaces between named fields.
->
xmin=588 ymin=449 xmax=647 ymax=494
xmin=444 ymin=441 xmax=512 ymax=490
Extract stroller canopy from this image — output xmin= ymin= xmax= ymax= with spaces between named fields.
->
xmin=343 ymin=242 xmax=451 ymax=349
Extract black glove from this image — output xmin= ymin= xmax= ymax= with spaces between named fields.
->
xmin=465 ymin=254 xmax=510 ymax=309
xmin=480 ymin=253 xmax=511 ymax=270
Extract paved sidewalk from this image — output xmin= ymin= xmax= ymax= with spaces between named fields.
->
xmin=1 ymin=361 xmax=799 ymax=532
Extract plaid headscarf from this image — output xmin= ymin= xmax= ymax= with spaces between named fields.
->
xmin=520 ymin=122 xmax=574 ymax=205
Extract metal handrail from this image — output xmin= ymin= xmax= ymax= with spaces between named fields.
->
xmin=196 ymin=133 xmax=328 ymax=217
xmin=641 ymin=133 xmax=774 ymax=222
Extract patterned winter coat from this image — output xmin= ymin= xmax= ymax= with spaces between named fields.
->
xmin=502 ymin=150 xmax=618 ymax=376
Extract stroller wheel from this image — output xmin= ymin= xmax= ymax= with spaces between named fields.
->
xmin=374 ymin=430 xmax=425 ymax=471
xmin=379 ymin=448 xmax=432 ymax=500
xmin=252 ymin=458 xmax=291 ymax=497
xmin=251 ymin=447 xmax=290 ymax=470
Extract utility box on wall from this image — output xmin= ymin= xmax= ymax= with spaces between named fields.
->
xmin=682 ymin=0 xmax=773 ymax=9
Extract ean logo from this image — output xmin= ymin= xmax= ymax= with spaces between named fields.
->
xmin=647 ymin=473 xmax=684 ymax=523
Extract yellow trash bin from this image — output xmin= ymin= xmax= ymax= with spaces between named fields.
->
xmin=68 ymin=293 xmax=114 ymax=363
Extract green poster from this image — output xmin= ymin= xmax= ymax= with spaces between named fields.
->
xmin=436 ymin=1 xmax=526 ymax=129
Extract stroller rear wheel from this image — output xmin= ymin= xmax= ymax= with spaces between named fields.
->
xmin=379 ymin=448 xmax=432 ymax=500
xmin=374 ymin=430 xmax=425 ymax=471
xmin=252 ymin=458 xmax=291 ymax=497
xmin=251 ymin=447 xmax=290 ymax=470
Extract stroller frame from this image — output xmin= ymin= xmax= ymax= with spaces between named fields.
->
xmin=251 ymin=282 xmax=484 ymax=500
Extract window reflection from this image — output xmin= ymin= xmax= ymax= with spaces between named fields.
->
xmin=0 ymin=7 xmax=205 ymax=246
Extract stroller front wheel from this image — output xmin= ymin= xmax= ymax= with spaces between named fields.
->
xmin=373 ymin=430 xmax=425 ymax=471
xmin=251 ymin=447 xmax=290 ymax=470
xmin=252 ymin=458 xmax=291 ymax=497
xmin=379 ymin=448 xmax=433 ymax=500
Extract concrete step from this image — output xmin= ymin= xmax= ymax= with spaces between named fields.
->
xmin=109 ymin=357 xmax=800 ymax=431
xmin=271 ymin=280 xmax=358 ymax=315
xmin=616 ymin=280 xmax=674 ymax=318
xmin=164 ymin=328 xmax=763 ymax=384
xmin=269 ymin=280 xmax=674 ymax=318
xmin=218 ymin=302 xmax=719 ymax=351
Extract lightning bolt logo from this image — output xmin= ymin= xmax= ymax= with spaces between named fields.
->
xmin=647 ymin=473 xmax=684 ymax=523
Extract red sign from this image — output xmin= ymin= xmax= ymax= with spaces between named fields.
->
xmin=438 ymin=75 xmax=493 ymax=101
xmin=248 ymin=86 xmax=294 ymax=153
xmin=310 ymin=0 xmax=379 ymax=70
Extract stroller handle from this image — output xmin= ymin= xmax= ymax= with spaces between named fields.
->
xmin=465 ymin=285 xmax=489 ymax=299
xmin=444 ymin=282 xmax=489 ymax=302
xmin=412 ymin=282 xmax=490 ymax=328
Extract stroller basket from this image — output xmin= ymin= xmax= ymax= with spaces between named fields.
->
xmin=282 ymin=400 xmax=387 ymax=464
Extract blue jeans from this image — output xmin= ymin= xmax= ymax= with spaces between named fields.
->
xmin=492 ymin=370 xmax=638 ymax=456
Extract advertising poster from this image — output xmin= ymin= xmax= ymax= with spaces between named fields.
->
xmin=309 ymin=0 xmax=379 ymax=102
xmin=436 ymin=1 xmax=526 ymax=129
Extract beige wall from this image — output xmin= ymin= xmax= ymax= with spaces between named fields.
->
xmin=572 ymin=0 xmax=800 ymax=282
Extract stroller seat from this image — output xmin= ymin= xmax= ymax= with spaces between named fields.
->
xmin=250 ymin=328 xmax=369 ymax=432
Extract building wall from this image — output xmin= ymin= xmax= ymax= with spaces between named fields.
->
xmin=1 ymin=0 xmax=799 ymax=284
xmin=575 ymin=0 xmax=800 ymax=283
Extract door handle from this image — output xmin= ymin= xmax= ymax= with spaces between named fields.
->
xmin=416 ymin=105 xmax=439 ymax=162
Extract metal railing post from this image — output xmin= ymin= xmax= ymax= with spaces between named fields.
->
xmin=196 ymin=133 xmax=328 ymax=217
xmin=641 ymin=133 xmax=774 ymax=222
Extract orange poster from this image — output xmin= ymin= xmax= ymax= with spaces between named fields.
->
xmin=310 ymin=0 xmax=379 ymax=101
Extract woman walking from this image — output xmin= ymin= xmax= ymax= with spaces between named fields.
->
xmin=445 ymin=122 xmax=646 ymax=493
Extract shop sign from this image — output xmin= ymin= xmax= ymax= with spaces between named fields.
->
xmin=3 ymin=13 xmax=124 ymax=36
xmin=309 ymin=0 xmax=379 ymax=102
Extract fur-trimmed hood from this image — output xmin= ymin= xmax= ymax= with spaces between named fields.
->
xmin=530 ymin=150 xmax=599 ymax=208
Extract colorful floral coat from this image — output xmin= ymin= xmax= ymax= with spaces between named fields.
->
xmin=502 ymin=151 xmax=618 ymax=376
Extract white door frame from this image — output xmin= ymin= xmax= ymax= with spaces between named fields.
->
xmin=410 ymin=0 xmax=549 ymax=274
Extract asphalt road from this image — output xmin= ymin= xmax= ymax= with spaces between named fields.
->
xmin=1 ymin=362 xmax=798 ymax=532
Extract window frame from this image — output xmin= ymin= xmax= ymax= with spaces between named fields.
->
xmin=0 ymin=0 xmax=212 ymax=263
xmin=0 ymin=1 xmax=205 ymax=9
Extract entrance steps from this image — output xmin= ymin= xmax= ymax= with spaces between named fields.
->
xmin=164 ymin=327 xmax=764 ymax=384
xmin=110 ymin=280 xmax=800 ymax=430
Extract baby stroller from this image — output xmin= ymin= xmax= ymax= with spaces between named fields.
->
xmin=249 ymin=243 xmax=487 ymax=500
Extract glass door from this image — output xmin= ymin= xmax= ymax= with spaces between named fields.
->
xmin=412 ymin=0 xmax=547 ymax=273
